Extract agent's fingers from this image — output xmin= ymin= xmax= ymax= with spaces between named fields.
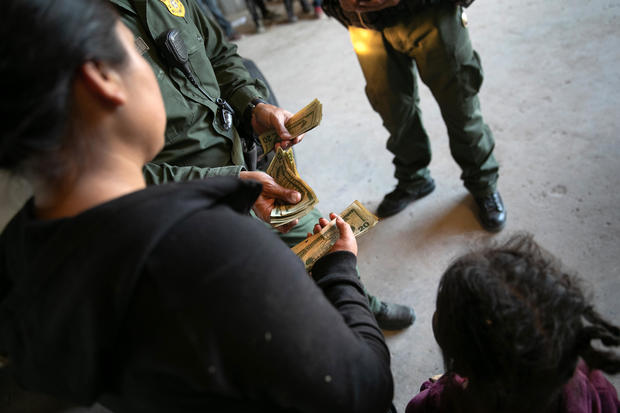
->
xmin=266 ymin=181 xmax=301 ymax=204
xmin=272 ymin=111 xmax=292 ymax=141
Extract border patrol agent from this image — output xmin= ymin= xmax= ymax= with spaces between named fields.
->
xmin=323 ymin=0 xmax=506 ymax=232
xmin=109 ymin=0 xmax=315 ymax=237
xmin=110 ymin=0 xmax=261 ymax=182
xmin=109 ymin=0 xmax=416 ymax=329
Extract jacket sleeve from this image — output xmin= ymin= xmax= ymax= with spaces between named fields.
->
xmin=187 ymin=2 xmax=269 ymax=116
xmin=142 ymin=162 xmax=244 ymax=185
xmin=144 ymin=207 xmax=394 ymax=413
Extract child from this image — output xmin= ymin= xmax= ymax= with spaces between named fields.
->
xmin=407 ymin=234 xmax=620 ymax=413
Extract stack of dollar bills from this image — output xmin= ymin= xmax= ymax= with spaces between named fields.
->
xmin=291 ymin=201 xmax=379 ymax=271
xmin=260 ymin=97 xmax=380 ymax=269
xmin=258 ymin=98 xmax=323 ymax=155
xmin=266 ymin=148 xmax=318 ymax=227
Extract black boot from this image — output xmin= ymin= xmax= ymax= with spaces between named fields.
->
xmin=377 ymin=178 xmax=435 ymax=218
xmin=474 ymin=191 xmax=506 ymax=232
xmin=374 ymin=301 xmax=416 ymax=330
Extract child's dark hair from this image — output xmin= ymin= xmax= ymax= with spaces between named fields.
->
xmin=434 ymin=233 xmax=619 ymax=412
xmin=0 ymin=0 xmax=126 ymax=180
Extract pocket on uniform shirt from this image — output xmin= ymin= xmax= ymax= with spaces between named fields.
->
xmin=153 ymin=67 xmax=197 ymax=146
xmin=179 ymin=24 xmax=218 ymax=91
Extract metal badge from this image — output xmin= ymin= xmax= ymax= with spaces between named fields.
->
xmin=159 ymin=0 xmax=185 ymax=17
xmin=221 ymin=108 xmax=233 ymax=131
xmin=216 ymin=98 xmax=234 ymax=131
xmin=461 ymin=7 xmax=469 ymax=28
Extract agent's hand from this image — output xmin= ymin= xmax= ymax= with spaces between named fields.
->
xmin=240 ymin=171 xmax=301 ymax=233
xmin=251 ymin=102 xmax=305 ymax=150
xmin=339 ymin=0 xmax=400 ymax=12
xmin=311 ymin=213 xmax=358 ymax=256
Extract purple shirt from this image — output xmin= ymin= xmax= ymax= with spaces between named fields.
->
xmin=406 ymin=361 xmax=619 ymax=413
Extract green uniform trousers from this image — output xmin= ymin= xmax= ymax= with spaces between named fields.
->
xmin=350 ymin=3 xmax=498 ymax=197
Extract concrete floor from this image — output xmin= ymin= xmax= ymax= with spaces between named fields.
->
xmin=1 ymin=0 xmax=618 ymax=411
xmin=235 ymin=0 xmax=620 ymax=408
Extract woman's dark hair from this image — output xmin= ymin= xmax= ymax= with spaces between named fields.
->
xmin=434 ymin=233 xmax=620 ymax=412
xmin=0 ymin=0 xmax=126 ymax=180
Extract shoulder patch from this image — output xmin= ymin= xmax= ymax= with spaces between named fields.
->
xmin=159 ymin=0 xmax=185 ymax=17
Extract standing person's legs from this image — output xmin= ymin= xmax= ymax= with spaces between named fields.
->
xmin=385 ymin=4 xmax=499 ymax=198
xmin=254 ymin=0 xmax=269 ymax=16
xmin=384 ymin=3 xmax=504 ymax=230
xmin=255 ymin=0 xmax=281 ymax=21
xmin=312 ymin=0 xmax=323 ymax=18
xmin=349 ymin=26 xmax=435 ymax=218
xmin=298 ymin=0 xmax=311 ymax=13
xmin=244 ymin=0 xmax=266 ymax=32
xmin=244 ymin=0 xmax=261 ymax=26
xmin=284 ymin=0 xmax=310 ymax=21
xmin=283 ymin=0 xmax=296 ymax=21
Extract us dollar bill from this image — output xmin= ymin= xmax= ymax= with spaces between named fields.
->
xmin=291 ymin=200 xmax=379 ymax=270
xmin=258 ymin=99 xmax=323 ymax=155
xmin=267 ymin=148 xmax=318 ymax=227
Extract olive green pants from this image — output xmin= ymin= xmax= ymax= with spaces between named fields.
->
xmin=272 ymin=207 xmax=382 ymax=313
xmin=349 ymin=3 xmax=498 ymax=197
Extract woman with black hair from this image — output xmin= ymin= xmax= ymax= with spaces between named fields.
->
xmin=406 ymin=234 xmax=620 ymax=413
xmin=0 ymin=1 xmax=393 ymax=412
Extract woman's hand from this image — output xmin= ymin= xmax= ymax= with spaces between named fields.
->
xmin=310 ymin=213 xmax=358 ymax=256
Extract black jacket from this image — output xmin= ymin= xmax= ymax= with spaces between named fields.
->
xmin=0 ymin=178 xmax=393 ymax=412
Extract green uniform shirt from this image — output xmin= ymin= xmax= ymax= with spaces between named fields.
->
xmin=109 ymin=0 xmax=269 ymax=184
